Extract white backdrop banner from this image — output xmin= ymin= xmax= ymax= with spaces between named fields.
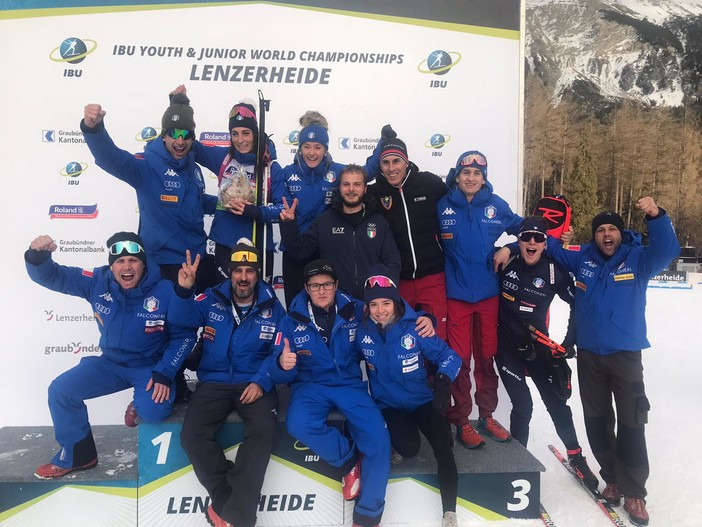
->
xmin=0 ymin=0 xmax=522 ymax=427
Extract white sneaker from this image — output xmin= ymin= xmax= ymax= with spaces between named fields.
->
xmin=442 ymin=511 xmax=458 ymax=527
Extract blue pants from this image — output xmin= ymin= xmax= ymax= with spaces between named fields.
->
xmin=48 ymin=355 xmax=174 ymax=468
xmin=286 ymin=383 xmax=390 ymax=527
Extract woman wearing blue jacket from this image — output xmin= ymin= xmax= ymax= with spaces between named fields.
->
xmin=358 ymin=265 xmax=461 ymax=527
xmin=437 ymin=151 xmax=522 ymax=449
xmin=272 ymin=112 xmax=382 ymax=306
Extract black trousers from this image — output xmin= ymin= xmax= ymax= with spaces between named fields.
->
xmin=180 ymin=382 xmax=279 ymax=527
xmin=382 ymin=402 xmax=457 ymax=513
xmin=577 ymin=349 xmax=649 ymax=499
xmin=495 ymin=342 xmax=580 ymax=451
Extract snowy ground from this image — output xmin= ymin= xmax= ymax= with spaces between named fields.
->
xmin=454 ymin=284 xmax=702 ymax=527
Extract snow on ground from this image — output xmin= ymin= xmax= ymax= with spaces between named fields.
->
xmin=449 ymin=283 xmax=702 ymax=527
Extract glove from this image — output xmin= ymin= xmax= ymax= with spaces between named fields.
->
xmin=432 ymin=373 xmax=451 ymax=414
xmin=517 ymin=341 xmax=536 ymax=361
xmin=558 ymin=342 xmax=576 ymax=359
xmin=380 ymin=124 xmax=397 ymax=140
xmin=265 ymin=134 xmax=277 ymax=162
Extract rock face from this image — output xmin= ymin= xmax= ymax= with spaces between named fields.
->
xmin=526 ymin=0 xmax=702 ymax=113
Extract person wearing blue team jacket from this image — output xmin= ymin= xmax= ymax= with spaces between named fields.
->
xmin=358 ymin=264 xmax=461 ymax=527
xmin=25 ymin=232 xmax=196 ymax=480
xmin=82 ymin=95 xmax=218 ymax=290
xmin=437 ymin=151 xmax=522 ymax=449
xmin=545 ymin=197 xmax=680 ymax=527
xmin=271 ymin=259 xmax=390 ymax=527
xmin=169 ymin=240 xmax=285 ymax=527
xmin=271 ymin=112 xmax=381 ymax=306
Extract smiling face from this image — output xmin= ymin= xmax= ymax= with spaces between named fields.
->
xmin=300 ymin=142 xmax=325 ymax=169
xmin=230 ymin=266 xmax=258 ymax=304
xmin=368 ymin=298 xmax=396 ymax=326
xmin=339 ymin=170 xmax=366 ymax=210
xmin=110 ymin=256 xmax=145 ymax=289
xmin=518 ymin=233 xmax=546 ymax=266
xmin=594 ymin=224 xmax=622 ymax=257
xmin=231 ymin=127 xmax=255 ymax=154
xmin=163 ymin=133 xmax=193 ymax=160
xmin=457 ymin=167 xmax=485 ymax=201
xmin=380 ymin=155 xmax=409 ymax=186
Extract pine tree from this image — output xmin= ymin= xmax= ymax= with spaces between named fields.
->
xmin=568 ymin=123 xmax=600 ymax=241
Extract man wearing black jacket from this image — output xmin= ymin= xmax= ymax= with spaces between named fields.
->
xmin=279 ymin=164 xmax=401 ymax=300
xmin=365 ymin=131 xmax=448 ymax=339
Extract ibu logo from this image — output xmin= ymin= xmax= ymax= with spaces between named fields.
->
xmin=60 ymin=161 xmax=88 ymax=185
xmin=136 ymin=126 xmax=159 ymax=143
xmin=417 ymin=49 xmax=462 ymax=88
xmin=425 ymin=133 xmax=451 ymax=155
xmin=50 ymin=37 xmax=97 ymax=78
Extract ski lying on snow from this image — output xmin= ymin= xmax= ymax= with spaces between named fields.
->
xmin=548 ymin=444 xmax=628 ymax=527
xmin=540 ymin=503 xmax=557 ymax=526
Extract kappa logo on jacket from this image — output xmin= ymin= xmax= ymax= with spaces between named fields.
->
xmin=99 ymin=292 xmax=113 ymax=302
xmin=164 ymin=169 xmax=178 ymax=177
xmin=442 ymin=207 xmax=456 ymax=215
xmin=288 ymin=174 xmax=301 ymax=182
xmin=361 ymin=335 xmax=373 ymax=345
xmin=294 ymin=324 xmax=306 ymax=332
xmin=506 ymin=271 xmax=519 ymax=280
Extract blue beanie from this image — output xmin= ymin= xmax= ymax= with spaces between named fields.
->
xmin=454 ymin=150 xmax=488 ymax=180
xmin=298 ymin=124 xmax=329 ymax=150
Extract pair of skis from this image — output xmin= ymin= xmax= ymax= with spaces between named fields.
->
xmin=542 ymin=444 xmax=629 ymax=526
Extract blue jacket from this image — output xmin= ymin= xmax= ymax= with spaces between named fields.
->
xmin=438 ymin=183 xmax=522 ymax=303
xmin=191 ymin=142 xmax=279 ymax=249
xmin=270 ymin=290 xmax=366 ymax=389
xmin=168 ymin=279 xmax=285 ymax=390
xmin=545 ymin=211 xmax=680 ymax=355
xmin=81 ymin=121 xmax=217 ymax=265
xmin=357 ymin=302 xmax=460 ymax=411
xmin=25 ymin=253 xmax=196 ymax=384
xmin=271 ymin=150 xmax=380 ymax=249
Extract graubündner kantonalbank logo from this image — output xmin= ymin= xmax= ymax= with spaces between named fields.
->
xmin=417 ymin=50 xmax=462 ymax=88
xmin=49 ymin=204 xmax=99 ymax=219
xmin=425 ymin=133 xmax=451 ymax=157
xmin=49 ymin=37 xmax=97 ymax=78
xmin=59 ymin=161 xmax=89 ymax=185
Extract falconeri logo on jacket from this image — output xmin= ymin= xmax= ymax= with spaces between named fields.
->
xmin=367 ymin=223 xmax=377 ymax=239
xmin=381 ymin=196 xmax=392 ymax=210
xmin=143 ymin=296 xmax=159 ymax=312
xmin=484 ymin=205 xmax=497 ymax=219
xmin=401 ymin=334 xmax=416 ymax=350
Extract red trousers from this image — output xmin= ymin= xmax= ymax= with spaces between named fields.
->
xmin=445 ymin=296 xmax=499 ymax=425
xmin=399 ymin=272 xmax=447 ymax=341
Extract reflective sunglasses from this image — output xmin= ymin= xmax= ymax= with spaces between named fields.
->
xmin=109 ymin=240 xmax=144 ymax=256
xmin=230 ymin=106 xmax=256 ymax=120
xmin=306 ymin=281 xmax=336 ymax=292
xmin=365 ymin=275 xmax=397 ymax=289
xmin=231 ymin=250 xmax=259 ymax=263
xmin=518 ymin=231 xmax=546 ymax=243
xmin=459 ymin=153 xmax=487 ymax=166
xmin=167 ymin=128 xmax=195 ymax=140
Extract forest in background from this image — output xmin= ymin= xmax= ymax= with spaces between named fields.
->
xmin=523 ymin=73 xmax=702 ymax=250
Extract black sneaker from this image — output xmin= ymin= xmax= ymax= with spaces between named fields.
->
xmin=568 ymin=451 xmax=599 ymax=492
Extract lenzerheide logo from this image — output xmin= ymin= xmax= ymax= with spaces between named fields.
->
xmin=49 ymin=204 xmax=99 ymax=219
xmin=49 ymin=37 xmax=98 ymax=64
xmin=425 ymin=133 xmax=451 ymax=149
xmin=59 ymin=161 xmax=88 ymax=178
xmin=417 ymin=50 xmax=462 ymax=75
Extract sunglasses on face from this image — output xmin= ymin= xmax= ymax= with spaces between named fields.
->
xmin=167 ymin=128 xmax=195 ymax=140
xmin=364 ymin=275 xmax=397 ymax=289
xmin=459 ymin=153 xmax=487 ymax=166
xmin=306 ymin=281 xmax=336 ymax=292
xmin=109 ymin=240 xmax=144 ymax=256
xmin=519 ymin=231 xmax=546 ymax=243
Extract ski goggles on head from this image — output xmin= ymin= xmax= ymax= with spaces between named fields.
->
xmin=231 ymin=250 xmax=259 ymax=264
xmin=109 ymin=240 xmax=144 ymax=256
xmin=166 ymin=128 xmax=195 ymax=140
xmin=231 ymin=106 xmax=256 ymax=119
xmin=365 ymin=275 xmax=397 ymax=289
xmin=459 ymin=153 xmax=487 ymax=166
xmin=518 ymin=231 xmax=546 ymax=243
